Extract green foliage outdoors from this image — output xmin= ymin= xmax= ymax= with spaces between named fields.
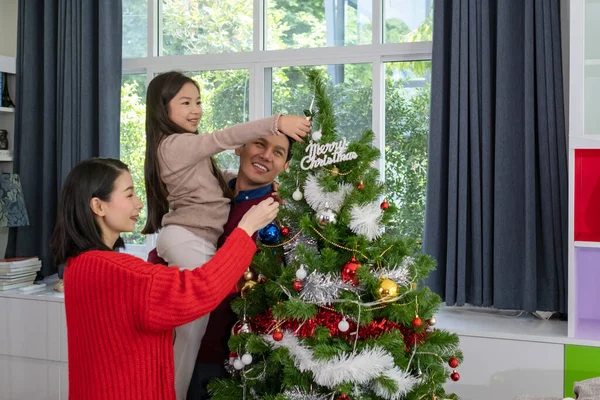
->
xmin=120 ymin=0 xmax=432 ymax=244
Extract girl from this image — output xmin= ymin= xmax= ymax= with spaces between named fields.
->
xmin=50 ymin=158 xmax=279 ymax=400
xmin=142 ymin=71 xmax=310 ymax=399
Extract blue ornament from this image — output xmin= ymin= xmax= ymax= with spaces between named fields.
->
xmin=258 ymin=222 xmax=281 ymax=244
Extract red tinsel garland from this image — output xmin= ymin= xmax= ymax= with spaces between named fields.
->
xmin=250 ymin=309 xmax=429 ymax=351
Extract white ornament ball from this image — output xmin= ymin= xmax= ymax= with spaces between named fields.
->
xmin=233 ymin=359 xmax=245 ymax=370
xmin=292 ymin=188 xmax=303 ymax=201
xmin=241 ymin=353 xmax=253 ymax=365
xmin=312 ymin=129 xmax=322 ymax=141
xmin=338 ymin=318 xmax=350 ymax=332
xmin=295 ymin=265 xmax=307 ymax=280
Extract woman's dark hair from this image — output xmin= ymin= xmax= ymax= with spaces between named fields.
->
xmin=50 ymin=158 xmax=129 ymax=266
xmin=142 ymin=70 xmax=233 ymax=234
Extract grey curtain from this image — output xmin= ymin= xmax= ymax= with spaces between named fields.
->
xmin=423 ymin=0 xmax=567 ymax=312
xmin=7 ymin=1 xmax=122 ymax=276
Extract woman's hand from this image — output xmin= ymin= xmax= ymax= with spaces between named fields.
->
xmin=237 ymin=197 xmax=280 ymax=236
xmin=278 ymin=115 xmax=311 ymax=142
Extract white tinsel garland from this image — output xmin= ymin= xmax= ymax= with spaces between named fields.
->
xmin=300 ymin=271 xmax=361 ymax=303
xmin=348 ymin=201 xmax=383 ymax=241
xmin=373 ymin=259 xmax=412 ymax=288
xmin=304 ymin=173 xmax=353 ymax=213
xmin=282 ymin=388 xmax=330 ymax=400
xmin=265 ymin=333 xmax=417 ymax=398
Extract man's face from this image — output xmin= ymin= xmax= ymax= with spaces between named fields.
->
xmin=236 ymin=136 xmax=290 ymax=188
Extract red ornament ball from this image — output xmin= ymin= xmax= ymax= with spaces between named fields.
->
xmin=293 ymin=280 xmax=304 ymax=292
xmin=272 ymin=330 xmax=283 ymax=341
xmin=450 ymin=370 xmax=460 ymax=382
xmin=357 ymin=182 xmax=365 ymax=190
xmin=336 ymin=395 xmax=349 ymax=400
xmin=448 ymin=356 xmax=459 ymax=368
xmin=341 ymin=258 xmax=361 ymax=284
xmin=411 ymin=316 xmax=423 ymax=328
xmin=281 ymin=226 xmax=290 ymax=236
xmin=380 ymin=200 xmax=389 ymax=210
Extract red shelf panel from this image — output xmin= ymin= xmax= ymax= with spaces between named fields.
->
xmin=575 ymin=149 xmax=600 ymax=241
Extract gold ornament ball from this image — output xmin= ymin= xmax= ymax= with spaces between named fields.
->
xmin=427 ymin=316 xmax=437 ymax=326
xmin=243 ymin=270 xmax=254 ymax=281
xmin=330 ymin=166 xmax=339 ymax=176
xmin=377 ymin=278 xmax=398 ymax=299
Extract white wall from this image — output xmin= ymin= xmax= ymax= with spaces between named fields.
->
xmin=0 ymin=0 xmax=18 ymax=58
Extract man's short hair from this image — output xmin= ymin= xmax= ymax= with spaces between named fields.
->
xmin=286 ymin=136 xmax=294 ymax=162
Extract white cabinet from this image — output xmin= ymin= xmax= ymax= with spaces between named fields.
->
xmin=0 ymin=287 xmax=68 ymax=400
xmin=445 ymin=335 xmax=564 ymax=400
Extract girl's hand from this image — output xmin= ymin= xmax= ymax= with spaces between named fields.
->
xmin=278 ymin=115 xmax=311 ymax=142
xmin=237 ymin=197 xmax=280 ymax=236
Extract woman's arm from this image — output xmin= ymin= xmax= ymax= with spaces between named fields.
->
xmin=142 ymin=228 xmax=256 ymax=332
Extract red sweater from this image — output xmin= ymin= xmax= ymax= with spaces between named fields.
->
xmin=64 ymin=228 xmax=256 ymax=400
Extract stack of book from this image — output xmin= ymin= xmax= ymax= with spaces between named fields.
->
xmin=0 ymin=257 xmax=42 ymax=291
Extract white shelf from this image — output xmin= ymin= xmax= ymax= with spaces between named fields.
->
xmin=575 ymin=241 xmax=600 ymax=248
xmin=0 ymin=56 xmax=15 ymax=74
xmin=569 ymin=135 xmax=600 ymax=148
xmin=0 ymin=107 xmax=14 ymax=113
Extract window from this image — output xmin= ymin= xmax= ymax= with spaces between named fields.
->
xmin=161 ymin=0 xmax=253 ymax=55
xmin=121 ymin=0 xmax=433 ymax=254
xmin=384 ymin=60 xmax=431 ymax=239
xmin=122 ymin=0 xmax=148 ymax=58
xmin=384 ymin=0 xmax=433 ymax=43
xmin=120 ymin=73 xmax=147 ymax=246
xmin=266 ymin=0 xmax=373 ymax=50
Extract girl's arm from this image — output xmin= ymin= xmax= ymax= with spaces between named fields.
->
xmin=141 ymin=227 xmax=256 ymax=332
xmin=160 ymin=116 xmax=280 ymax=165
xmin=159 ymin=114 xmax=310 ymax=166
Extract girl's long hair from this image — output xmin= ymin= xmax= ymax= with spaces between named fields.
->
xmin=142 ymin=71 xmax=232 ymax=235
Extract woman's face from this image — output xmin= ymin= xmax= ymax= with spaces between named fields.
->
xmin=92 ymin=171 xmax=143 ymax=246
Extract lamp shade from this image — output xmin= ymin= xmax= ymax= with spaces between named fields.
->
xmin=0 ymin=173 xmax=29 ymax=228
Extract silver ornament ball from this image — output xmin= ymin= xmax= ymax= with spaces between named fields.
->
xmin=241 ymin=353 xmax=253 ymax=365
xmin=296 ymin=265 xmax=308 ymax=280
xmin=312 ymin=129 xmax=322 ymax=141
xmin=292 ymin=188 xmax=303 ymax=201
xmin=233 ymin=359 xmax=245 ymax=370
xmin=338 ymin=318 xmax=350 ymax=332
xmin=315 ymin=206 xmax=337 ymax=227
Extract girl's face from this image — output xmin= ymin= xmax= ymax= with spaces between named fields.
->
xmin=91 ymin=171 xmax=143 ymax=247
xmin=167 ymin=82 xmax=202 ymax=132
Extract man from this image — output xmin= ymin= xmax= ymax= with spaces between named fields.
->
xmin=148 ymin=134 xmax=294 ymax=399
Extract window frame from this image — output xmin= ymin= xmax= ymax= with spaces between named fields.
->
xmin=121 ymin=0 xmax=433 ymax=256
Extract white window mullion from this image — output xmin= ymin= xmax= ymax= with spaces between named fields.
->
xmin=372 ymin=0 xmax=383 ymax=45
xmin=372 ymin=57 xmax=385 ymax=179
xmin=254 ymin=0 xmax=265 ymax=52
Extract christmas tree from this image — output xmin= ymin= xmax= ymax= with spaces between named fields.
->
xmin=209 ymin=69 xmax=462 ymax=400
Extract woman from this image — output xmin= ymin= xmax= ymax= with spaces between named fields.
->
xmin=50 ymin=157 xmax=279 ymax=400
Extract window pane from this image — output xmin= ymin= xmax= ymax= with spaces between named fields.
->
xmin=267 ymin=0 xmax=372 ymax=50
xmin=271 ymin=64 xmax=372 ymax=142
xmin=123 ymin=0 xmax=148 ymax=58
xmin=384 ymin=61 xmax=431 ymax=239
xmin=187 ymin=69 xmax=250 ymax=171
xmin=384 ymin=0 xmax=433 ymax=43
xmin=161 ymin=0 xmax=253 ymax=55
xmin=120 ymin=74 xmax=148 ymax=245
